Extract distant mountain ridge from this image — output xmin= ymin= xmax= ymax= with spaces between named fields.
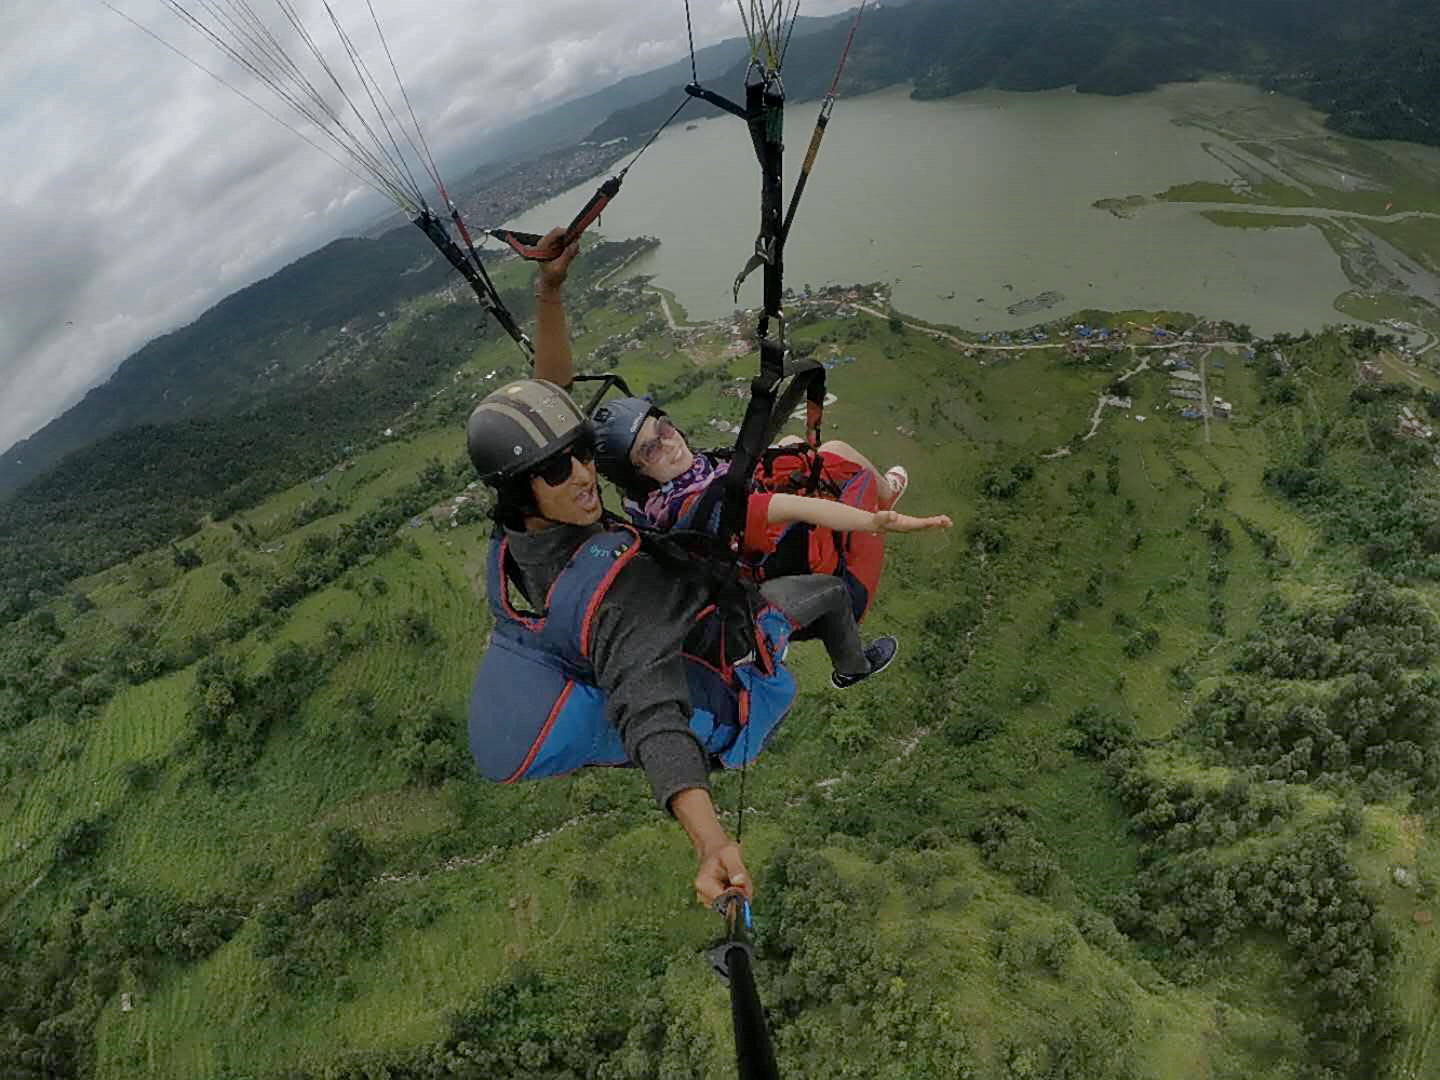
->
xmin=0 ymin=21 xmax=854 ymax=498
xmin=592 ymin=0 xmax=1440 ymax=145
xmin=0 ymin=229 xmax=450 ymax=496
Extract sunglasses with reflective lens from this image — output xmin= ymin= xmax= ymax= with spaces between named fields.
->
xmin=531 ymin=431 xmax=595 ymax=487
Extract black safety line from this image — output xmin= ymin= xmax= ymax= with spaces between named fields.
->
xmin=96 ymin=0 xmax=394 ymax=204
xmin=685 ymin=69 xmax=804 ymax=559
xmin=685 ymin=0 xmax=699 ymax=84
xmin=736 ymin=0 xmax=866 ymax=295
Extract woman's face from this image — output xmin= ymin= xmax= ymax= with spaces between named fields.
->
xmin=630 ymin=415 xmax=694 ymax=485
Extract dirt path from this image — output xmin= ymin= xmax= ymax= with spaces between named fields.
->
xmin=372 ymin=811 xmax=618 ymax=888
xmin=593 ymin=246 xmax=649 ymax=289
xmin=1160 ymin=200 xmax=1440 ymax=226
xmin=1044 ymin=355 xmax=1153 ymax=458
xmin=853 ymin=303 xmax=964 ymax=346
xmin=649 ymin=290 xmax=680 ymax=330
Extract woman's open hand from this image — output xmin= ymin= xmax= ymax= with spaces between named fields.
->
xmin=871 ymin=510 xmax=953 ymax=533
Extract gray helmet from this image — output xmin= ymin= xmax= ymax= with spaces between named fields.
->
xmin=466 ymin=379 xmax=588 ymax=484
xmin=591 ymin=395 xmax=661 ymax=489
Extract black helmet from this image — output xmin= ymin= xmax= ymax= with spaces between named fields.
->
xmin=466 ymin=379 xmax=588 ymax=484
xmin=592 ymin=395 xmax=660 ymax=490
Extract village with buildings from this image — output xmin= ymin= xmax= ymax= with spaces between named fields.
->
xmin=568 ymin=277 xmax=1440 ymax=461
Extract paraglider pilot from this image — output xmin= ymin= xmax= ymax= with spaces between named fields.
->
xmin=465 ymin=235 xmax=896 ymax=905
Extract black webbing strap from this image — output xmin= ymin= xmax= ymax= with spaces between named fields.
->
xmin=766 ymin=359 xmax=826 ymax=447
xmin=748 ymin=77 xmax=786 ymax=332
xmin=710 ymin=70 xmax=792 ymax=553
xmin=717 ymin=373 xmax=779 ymax=551
xmin=570 ymin=372 xmax=634 ymax=415
xmin=712 ymin=354 xmax=828 ymax=551
xmin=412 ymin=209 xmax=532 ymax=355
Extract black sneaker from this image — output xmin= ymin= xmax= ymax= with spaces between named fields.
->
xmin=831 ymin=635 xmax=899 ymax=689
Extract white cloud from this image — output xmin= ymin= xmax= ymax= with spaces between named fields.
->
xmin=0 ymin=0 xmax=858 ymax=455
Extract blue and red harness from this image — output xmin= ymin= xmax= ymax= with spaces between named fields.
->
xmin=468 ymin=526 xmax=798 ymax=783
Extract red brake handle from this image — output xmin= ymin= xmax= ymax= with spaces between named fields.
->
xmin=489 ymin=176 xmax=623 ymax=261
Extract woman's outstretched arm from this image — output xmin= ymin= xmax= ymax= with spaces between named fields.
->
xmin=765 ymin=493 xmax=951 ymax=534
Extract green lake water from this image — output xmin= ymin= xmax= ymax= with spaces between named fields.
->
xmin=511 ymin=82 xmax=1378 ymax=334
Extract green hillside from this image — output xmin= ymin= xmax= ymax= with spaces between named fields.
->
xmin=0 ymin=238 xmax=651 ymax=626
xmin=0 ymin=228 xmax=456 ymax=499
xmin=6 ymin=267 xmax=1440 ymax=1077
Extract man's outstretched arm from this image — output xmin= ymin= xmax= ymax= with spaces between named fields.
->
xmin=591 ymin=557 xmax=753 ymax=905
xmin=532 ymin=226 xmax=578 ymax=388
xmin=672 ymin=787 xmax=752 ymax=905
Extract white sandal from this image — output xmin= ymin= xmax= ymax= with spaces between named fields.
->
xmin=883 ymin=465 xmax=908 ymax=509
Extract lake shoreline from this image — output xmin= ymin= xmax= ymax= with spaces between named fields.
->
xmin=509 ymin=81 xmax=1440 ymax=342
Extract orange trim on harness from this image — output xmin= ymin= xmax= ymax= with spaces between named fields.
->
xmin=578 ymin=528 xmax=642 ymax=657
xmin=505 ymin=680 xmax=574 ymax=783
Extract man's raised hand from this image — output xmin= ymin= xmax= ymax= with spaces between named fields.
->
xmin=536 ymin=226 xmax=581 ymax=293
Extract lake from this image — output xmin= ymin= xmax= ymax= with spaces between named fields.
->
xmin=509 ymin=82 xmax=1387 ymax=334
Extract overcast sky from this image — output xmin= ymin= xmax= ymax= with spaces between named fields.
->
xmin=0 ymin=1 xmax=857 ymax=456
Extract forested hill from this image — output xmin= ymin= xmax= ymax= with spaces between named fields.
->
xmin=0 ymin=239 xmax=648 ymax=625
xmin=0 ymin=18 xmax=849 ymax=502
xmin=594 ymin=0 xmax=1440 ymax=147
xmin=0 ymin=228 xmax=451 ymax=498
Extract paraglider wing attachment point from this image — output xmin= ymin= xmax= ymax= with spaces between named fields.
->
xmin=686 ymin=82 xmax=748 ymax=120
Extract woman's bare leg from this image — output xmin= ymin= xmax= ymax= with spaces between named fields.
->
xmin=818 ymin=439 xmax=901 ymax=507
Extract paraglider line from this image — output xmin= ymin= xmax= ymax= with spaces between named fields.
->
xmin=365 ymin=0 xmax=449 ymax=201
xmin=618 ymin=96 xmax=692 ymax=180
xmin=94 ymin=0 xmax=406 ymax=209
xmin=158 ymin=0 xmax=421 ymax=207
xmin=778 ymin=0 xmax=801 ymax=67
xmin=684 ymin=0 xmax=698 ymax=84
xmin=319 ymin=0 xmax=430 ymax=207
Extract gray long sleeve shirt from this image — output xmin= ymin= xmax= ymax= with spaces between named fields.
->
xmin=502 ymin=522 xmax=712 ymax=810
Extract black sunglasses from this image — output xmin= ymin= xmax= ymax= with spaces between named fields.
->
xmin=531 ymin=430 xmax=595 ymax=487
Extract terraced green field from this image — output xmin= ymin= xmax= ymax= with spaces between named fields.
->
xmin=5 ymin=282 xmax=1440 ymax=1079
